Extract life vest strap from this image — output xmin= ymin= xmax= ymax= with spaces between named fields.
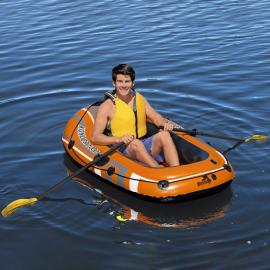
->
xmin=104 ymin=91 xmax=116 ymax=103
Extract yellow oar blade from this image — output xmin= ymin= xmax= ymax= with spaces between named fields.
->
xmin=245 ymin=135 xmax=269 ymax=142
xmin=1 ymin=198 xmax=38 ymax=218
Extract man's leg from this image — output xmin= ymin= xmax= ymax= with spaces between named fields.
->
xmin=125 ymin=139 xmax=160 ymax=167
xmin=151 ymin=131 xmax=180 ymax=166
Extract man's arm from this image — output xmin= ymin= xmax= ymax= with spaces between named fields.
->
xmin=144 ymin=96 xmax=174 ymax=131
xmin=91 ymin=100 xmax=120 ymax=145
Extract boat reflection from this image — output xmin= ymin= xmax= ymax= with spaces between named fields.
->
xmin=64 ymin=154 xmax=233 ymax=228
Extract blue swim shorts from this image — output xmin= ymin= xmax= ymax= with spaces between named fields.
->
xmin=119 ymin=135 xmax=165 ymax=163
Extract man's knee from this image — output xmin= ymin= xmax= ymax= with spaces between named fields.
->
xmin=157 ymin=130 xmax=171 ymax=142
xmin=129 ymin=139 xmax=144 ymax=153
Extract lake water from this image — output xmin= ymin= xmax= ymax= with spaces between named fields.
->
xmin=1 ymin=0 xmax=270 ymax=269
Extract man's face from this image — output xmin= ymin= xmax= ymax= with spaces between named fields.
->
xmin=113 ymin=74 xmax=134 ymax=97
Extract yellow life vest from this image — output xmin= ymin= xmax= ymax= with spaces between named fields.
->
xmin=108 ymin=92 xmax=147 ymax=138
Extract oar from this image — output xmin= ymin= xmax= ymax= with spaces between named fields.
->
xmin=1 ymin=142 xmax=124 ymax=218
xmin=171 ymin=126 xmax=268 ymax=143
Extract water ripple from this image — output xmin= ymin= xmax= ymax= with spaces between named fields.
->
xmin=1 ymin=0 xmax=270 ymax=269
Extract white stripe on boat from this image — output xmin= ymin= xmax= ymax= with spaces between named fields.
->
xmin=82 ymin=108 xmax=95 ymax=123
xmin=62 ymin=138 xmax=93 ymax=162
xmin=169 ymin=167 xmax=224 ymax=183
xmin=215 ymin=150 xmax=228 ymax=164
xmin=129 ymin=173 xmax=140 ymax=192
xmin=94 ymin=168 xmax=102 ymax=176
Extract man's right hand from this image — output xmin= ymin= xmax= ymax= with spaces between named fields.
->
xmin=120 ymin=134 xmax=134 ymax=144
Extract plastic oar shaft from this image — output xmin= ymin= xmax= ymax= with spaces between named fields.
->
xmin=38 ymin=142 xmax=124 ymax=200
xmin=172 ymin=127 xmax=244 ymax=142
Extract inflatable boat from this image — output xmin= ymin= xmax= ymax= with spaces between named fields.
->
xmin=62 ymin=102 xmax=235 ymax=201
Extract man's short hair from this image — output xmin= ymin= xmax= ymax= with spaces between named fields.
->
xmin=112 ymin=64 xmax=135 ymax=82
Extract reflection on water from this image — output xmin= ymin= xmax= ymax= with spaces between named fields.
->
xmin=63 ymin=154 xmax=232 ymax=228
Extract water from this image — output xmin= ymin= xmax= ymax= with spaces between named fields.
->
xmin=1 ymin=0 xmax=269 ymax=269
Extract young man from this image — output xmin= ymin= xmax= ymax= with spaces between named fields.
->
xmin=91 ymin=64 xmax=180 ymax=168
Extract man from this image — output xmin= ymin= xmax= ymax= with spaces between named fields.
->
xmin=91 ymin=64 xmax=180 ymax=167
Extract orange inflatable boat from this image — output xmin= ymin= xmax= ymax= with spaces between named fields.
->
xmin=62 ymin=102 xmax=235 ymax=201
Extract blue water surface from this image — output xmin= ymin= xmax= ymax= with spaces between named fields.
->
xmin=1 ymin=1 xmax=270 ymax=269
